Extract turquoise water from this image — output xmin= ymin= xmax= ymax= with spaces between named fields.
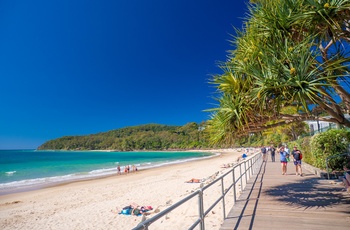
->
xmin=0 ymin=149 xmax=213 ymax=194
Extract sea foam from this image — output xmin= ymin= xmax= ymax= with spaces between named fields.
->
xmin=5 ymin=171 xmax=16 ymax=176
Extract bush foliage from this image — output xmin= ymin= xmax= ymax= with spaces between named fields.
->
xmin=38 ymin=123 xmax=211 ymax=151
xmin=309 ymin=129 xmax=350 ymax=170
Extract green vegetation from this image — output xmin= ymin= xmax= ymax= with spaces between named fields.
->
xmin=206 ymin=0 xmax=350 ymax=145
xmin=38 ymin=123 xmax=211 ymax=151
xmin=222 ymin=107 xmax=309 ymax=147
xmin=289 ymin=129 xmax=350 ymax=171
xmin=310 ymin=129 xmax=350 ymax=170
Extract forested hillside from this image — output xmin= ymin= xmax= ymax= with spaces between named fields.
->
xmin=37 ymin=123 xmax=210 ymax=151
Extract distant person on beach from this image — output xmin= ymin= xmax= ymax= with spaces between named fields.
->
xmin=131 ymin=165 xmax=138 ymax=172
xmin=270 ymin=145 xmax=276 ymax=162
xmin=117 ymin=165 xmax=121 ymax=175
xmin=185 ymin=178 xmax=202 ymax=183
xmin=113 ymin=203 xmax=153 ymax=215
xmin=291 ymin=146 xmax=303 ymax=176
xmin=124 ymin=166 xmax=129 ymax=173
xmin=221 ymin=164 xmax=231 ymax=168
xmin=279 ymin=146 xmax=289 ymax=175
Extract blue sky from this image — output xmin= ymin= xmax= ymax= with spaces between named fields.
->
xmin=0 ymin=0 xmax=248 ymax=149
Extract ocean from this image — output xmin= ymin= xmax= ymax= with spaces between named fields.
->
xmin=0 ymin=149 xmax=213 ymax=195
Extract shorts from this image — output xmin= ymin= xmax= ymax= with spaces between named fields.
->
xmin=281 ymin=161 xmax=287 ymax=165
xmin=294 ymin=160 xmax=301 ymax=165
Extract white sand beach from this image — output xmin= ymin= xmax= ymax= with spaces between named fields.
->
xmin=0 ymin=148 xmax=257 ymax=230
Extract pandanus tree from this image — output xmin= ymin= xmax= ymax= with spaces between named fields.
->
xmin=207 ymin=0 xmax=350 ymax=145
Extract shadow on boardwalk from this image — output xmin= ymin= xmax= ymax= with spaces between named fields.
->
xmin=221 ymin=161 xmax=350 ymax=230
xmin=264 ymin=176 xmax=350 ymax=211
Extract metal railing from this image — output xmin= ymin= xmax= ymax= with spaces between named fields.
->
xmin=132 ymin=152 xmax=263 ymax=230
xmin=326 ymin=152 xmax=350 ymax=179
xmin=302 ymin=126 xmax=350 ymax=138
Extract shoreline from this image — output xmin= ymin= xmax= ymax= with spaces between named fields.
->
xmin=0 ymin=150 xmax=219 ymax=196
xmin=0 ymin=148 xmax=256 ymax=230
xmin=8 ymin=151 xmax=222 ymax=195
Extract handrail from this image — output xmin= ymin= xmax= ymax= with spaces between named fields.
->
xmin=132 ymin=152 xmax=263 ymax=230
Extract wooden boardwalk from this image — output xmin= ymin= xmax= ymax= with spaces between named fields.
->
xmin=220 ymin=158 xmax=350 ymax=230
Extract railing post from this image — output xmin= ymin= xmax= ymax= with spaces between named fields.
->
xmin=244 ymin=161 xmax=247 ymax=185
xmin=239 ymin=164 xmax=243 ymax=192
xmin=248 ymin=159 xmax=251 ymax=179
xmin=221 ymin=178 xmax=226 ymax=219
xmin=198 ymin=189 xmax=205 ymax=230
xmin=232 ymin=168 xmax=236 ymax=204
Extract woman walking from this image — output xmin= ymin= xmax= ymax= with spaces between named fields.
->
xmin=279 ymin=146 xmax=289 ymax=175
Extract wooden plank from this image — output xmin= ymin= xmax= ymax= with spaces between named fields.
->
xmin=220 ymin=159 xmax=350 ymax=230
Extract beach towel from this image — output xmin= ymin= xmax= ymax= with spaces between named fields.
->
xmin=119 ymin=208 xmax=142 ymax=216
xmin=118 ymin=206 xmax=153 ymax=216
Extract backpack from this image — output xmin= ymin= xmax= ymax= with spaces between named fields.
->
xmin=294 ymin=151 xmax=302 ymax=160
xmin=261 ymin=147 xmax=266 ymax=153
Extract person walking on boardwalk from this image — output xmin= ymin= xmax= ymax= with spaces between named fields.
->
xmin=279 ymin=146 xmax=289 ymax=175
xmin=285 ymin=145 xmax=290 ymax=155
xmin=270 ymin=145 xmax=276 ymax=162
xmin=291 ymin=146 xmax=303 ymax=176
xmin=261 ymin=146 xmax=267 ymax=162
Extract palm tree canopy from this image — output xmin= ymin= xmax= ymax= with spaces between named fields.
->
xmin=207 ymin=0 xmax=350 ymax=145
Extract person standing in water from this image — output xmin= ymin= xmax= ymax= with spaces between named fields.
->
xmin=117 ymin=165 xmax=121 ymax=175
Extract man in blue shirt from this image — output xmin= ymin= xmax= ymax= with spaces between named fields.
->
xmin=291 ymin=146 xmax=303 ymax=176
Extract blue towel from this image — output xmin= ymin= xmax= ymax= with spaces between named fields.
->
xmin=118 ymin=208 xmax=143 ymax=216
